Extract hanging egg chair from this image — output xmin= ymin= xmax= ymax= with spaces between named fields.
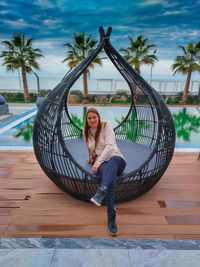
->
xmin=33 ymin=27 xmax=175 ymax=203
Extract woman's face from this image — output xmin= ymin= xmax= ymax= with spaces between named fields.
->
xmin=87 ymin=112 xmax=99 ymax=129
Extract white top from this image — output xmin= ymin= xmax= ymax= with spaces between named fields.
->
xmin=86 ymin=122 xmax=125 ymax=165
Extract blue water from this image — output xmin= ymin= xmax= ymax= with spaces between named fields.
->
xmin=0 ymin=107 xmax=200 ymax=148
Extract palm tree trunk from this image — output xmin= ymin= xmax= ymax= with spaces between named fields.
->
xmin=83 ymin=71 xmax=89 ymax=103
xmin=21 ymin=62 xmax=30 ymax=102
xmin=182 ymin=70 xmax=192 ymax=104
xmin=135 ymin=66 xmax=140 ymax=74
xmin=133 ymin=66 xmax=140 ymax=103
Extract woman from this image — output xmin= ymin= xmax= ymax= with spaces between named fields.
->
xmin=84 ymin=108 xmax=126 ymax=236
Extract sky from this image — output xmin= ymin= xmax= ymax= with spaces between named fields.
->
xmin=0 ymin=0 xmax=200 ymax=83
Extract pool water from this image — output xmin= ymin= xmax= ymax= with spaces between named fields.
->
xmin=0 ymin=107 xmax=199 ymax=149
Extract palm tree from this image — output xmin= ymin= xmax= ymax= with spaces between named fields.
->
xmin=63 ymin=32 xmax=102 ymax=103
xmin=172 ymin=42 xmax=200 ymax=104
xmin=0 ymin=33 xmax=43 ymax=102
xmin=119 ymin=35 xmax=158 ymax=102
xmin=119 ymin=34 xmax=158 ymax=74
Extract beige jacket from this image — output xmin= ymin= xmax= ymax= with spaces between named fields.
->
xmin=86 ymin=122 xmax=125 ymax=165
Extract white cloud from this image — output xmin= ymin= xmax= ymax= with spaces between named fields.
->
xmin=34 ymin=0 xmax=55 ymax=9
xmin=0 ymin=1 xmax=7 ymax=6
xmin=141 ymin=59 xmax=174 ymax=78
xmin=164 ymin=10 xmax=186 ymax=15
xmin=100 ymin=7 xmax=115 ymax=11
xmin=42 ymin=19 xmax=63 ymax=29
xmin=3 ymin=19 xmax=39 ymax=29
xmin=137 ymin=0 xmax=181 ymax=8
xmin=43 ymin=19 xmax=62 ymax=26
xmin=38 ymin=55 xmax=69 ymax=76
xmin=33 ymin=37 xmax=70 ymax=51
xmin=137 ymin=0 xmax=162 ymax=7
xmin=60 ymin=29 xmax=71 ymax=34
xmin=31 ymin=15 xmax=41 ymax=21
xmin=0 ymin=10 xmax=9 ymax=14
xmin=114 ymin=26 xmax=135 ymax=32
xmin=90 ymin=59 xmax=121 ymax=79
xmin=162 ymin=1 xmax=181 ymax=8
xmin=188 ymin=30 xmax=200 ymax=37
xmin=33 ymin=40 xmax=60 ymax=49
xmin=90 ymin=58 xmax=180 ymax=80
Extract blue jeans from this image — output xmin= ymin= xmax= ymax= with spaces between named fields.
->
xmin=97 ymin=156 xmax=126 ymax=215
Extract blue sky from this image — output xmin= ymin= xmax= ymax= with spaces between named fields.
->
xmin=0 ymin=0 xmax=200 ymax=81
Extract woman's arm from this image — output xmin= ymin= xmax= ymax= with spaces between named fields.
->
xmin=92 ymin=162 xmax=100 ymax=174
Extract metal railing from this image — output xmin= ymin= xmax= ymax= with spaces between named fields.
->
xmin=0 ymin=78 xmax=199 ymax=95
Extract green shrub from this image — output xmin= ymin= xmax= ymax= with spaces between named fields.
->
xmin=167 ymin=96 xmax=174 ymax=104
xmin=116 ymin=91 xmax=128 ymax=96
xmin=127 ymin=95 xmax=132 ymax=102
xmin=1 ymin=92 xmax=38 ymax=102
xmin=70 ymin=89 xmax=83 ymax=95
xmin=39 ymin=89 xmax=51 ymax=97
xmin=88 ymin=95 xmax=95 ymax=102
xmin=30 ymin=93 xmax=38 ymax=102
xmin=187 ymin=94 xmax=199 ymax=104
xmin=173 ymin=96 xmax=180 ymax=104
xmin=116 ymin=89 xmax=129 ymax=95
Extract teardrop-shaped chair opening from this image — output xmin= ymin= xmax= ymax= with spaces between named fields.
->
xmin=60 ymin=66 xmax=159 ymax=179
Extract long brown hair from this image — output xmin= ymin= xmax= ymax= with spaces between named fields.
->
xmin=84 ymin=108 xmax=102 ymax=147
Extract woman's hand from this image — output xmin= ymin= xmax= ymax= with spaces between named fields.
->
xmin=92 ymin=163 xmax=100 ymax=174
xmin=86 ymin=157 xmax=90 ymax=164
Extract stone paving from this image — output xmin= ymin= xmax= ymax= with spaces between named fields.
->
xmin=1 ymin=238 xmax=200 ymax=267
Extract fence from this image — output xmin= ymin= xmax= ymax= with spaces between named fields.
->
xmin=0 ymin=77 xmax=199 ymax=95
xmin=95 ymin=79 xmax=200 ymax=95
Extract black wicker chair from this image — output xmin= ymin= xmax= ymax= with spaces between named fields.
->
xmin=33 ymin=27 xmax=175 ymax=203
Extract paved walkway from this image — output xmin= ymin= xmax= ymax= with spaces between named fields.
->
xmin=0 ymin=103 xmax=36 ymax=123
xmin=1 ymin=238 xmax=200 ymax=267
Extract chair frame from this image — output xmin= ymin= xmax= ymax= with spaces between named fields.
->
xmin=33 ymin=27 xmax=175 ymax=203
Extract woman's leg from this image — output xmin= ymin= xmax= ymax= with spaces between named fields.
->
xmin=91 ymin=156 xmax=126 ymax=235
xmin=98 ymin=156 xmax=126 ymax=190
xmin=91 ymin=156 xmax=126 ymax=207
xmin=104 ymin=156 xmax=126 ymax=236
xmin=106 ymin=180 xmax=116 ymax=215
xmin=104 ymin=157 xmax=126 ymax=214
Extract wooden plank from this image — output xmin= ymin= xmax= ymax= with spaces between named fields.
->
xmin=5 ymin=224 xmax=200 ymax=236
xmin=0 ymin=152 xmax=200 ymax=239
xmin=166 ymin=216 xmax=200 ymax=224
xmin=0 ymin=216 xmax=11 ymax=225
xmin=0 ymin=225 xmax=9 ymax=235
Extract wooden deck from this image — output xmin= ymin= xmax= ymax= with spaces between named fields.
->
xmin=0 ymin=152 xmax=200 ymax=240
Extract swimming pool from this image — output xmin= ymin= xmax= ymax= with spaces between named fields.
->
xmin=0 ymin=106 xmax=199 ymax=152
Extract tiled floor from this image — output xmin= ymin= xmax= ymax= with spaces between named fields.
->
xmin=1 ymin=238 xmax=200 ymax=267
